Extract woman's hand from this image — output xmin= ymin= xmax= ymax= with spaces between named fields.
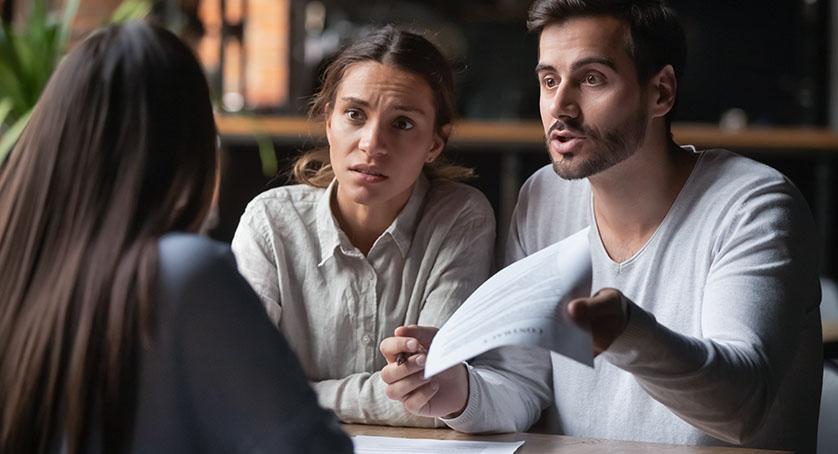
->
xmin=379 ymin=325 xmax=469 ymax=418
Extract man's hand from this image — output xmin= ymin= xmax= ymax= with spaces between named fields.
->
xmin=379 ymin=325 xmax=469 ymax=418
xmin=567 ymin=288 xmax=629 ymax=355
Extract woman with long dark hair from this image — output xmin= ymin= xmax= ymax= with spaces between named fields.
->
xmin=232 ymin=26 xmax=496 ymax=427
xmin=0 ymin=21 xmax=351 ymax=453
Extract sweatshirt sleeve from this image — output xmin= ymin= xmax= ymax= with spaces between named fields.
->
xmin=442 ymin=185 xmax=555 ymax=434
xmin=441 ymin=345 xmax=554 ymax=433
xmin=600 ymin=180 xmax=822 ymax=444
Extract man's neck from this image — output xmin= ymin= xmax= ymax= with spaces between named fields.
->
xmin=588 ymin=137 xmax=697 ymax=263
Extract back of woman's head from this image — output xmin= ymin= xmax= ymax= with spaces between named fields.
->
xmin=0 ymin=21 xmax=216 ymax=453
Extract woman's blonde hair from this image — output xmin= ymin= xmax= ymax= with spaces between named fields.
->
xmin=292 ymin=25 xmax=473 ymax=188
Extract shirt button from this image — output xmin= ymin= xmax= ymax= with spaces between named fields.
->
xmin=362 ymin=334 xmax=372 ymax=344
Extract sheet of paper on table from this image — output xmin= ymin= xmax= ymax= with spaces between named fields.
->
xmin=352 ymin=435 xmax=525 ymax=454
xmin=425 ymin=227 xmax=594 ymax=379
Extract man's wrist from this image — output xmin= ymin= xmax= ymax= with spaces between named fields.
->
xmin=442 ymin=363 xmax=470 ymax=418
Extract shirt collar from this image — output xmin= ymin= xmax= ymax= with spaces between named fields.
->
xmin=314 ymin=173 xmax=430 ymax=265
xmin=315 ymin=179 xmax=346 ymax=266
xmin=386 ymin=172 xmax=429 ymax=257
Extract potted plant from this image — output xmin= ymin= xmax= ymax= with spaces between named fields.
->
xmin=0 ymin=0 xmax=151 ymax=164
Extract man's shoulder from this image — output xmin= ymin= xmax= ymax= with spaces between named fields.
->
xmin=507 ymin=165 xmax=591 ymax=259
xmin=425 ymin=179 xmax=495 ymax=224
xmin=517 ymin=164 xmax=590 ymax=215
xmin=696 ymin=149 xmax=789 ymax=189
xmin=681 ymin=149 xmax=814 ymax=243
xmin=520 ymin=164 xmax=590 ymax=198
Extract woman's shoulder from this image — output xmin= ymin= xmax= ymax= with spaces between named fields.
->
xmin=242 ymin=184 xmax=325 ymax=218
xmin=157 ymin=233 xmax=242 ymax=298
xmin=159 ymin=233 xmax=231 ymax=268
xmin=423 ymin=179 xmax=495 ymax=224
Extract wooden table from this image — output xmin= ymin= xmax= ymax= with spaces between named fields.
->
xmin=825 ymin=320 xmax=838 ymax=344
xmin=342 ymin=424 xmax=791 ymax=454
xmin=825 ymin=320 xmax=838 ymax=359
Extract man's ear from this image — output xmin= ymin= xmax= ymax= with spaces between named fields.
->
xmin=427 ymin=123 xmax=452 ymax=163
xmin=648 ymin=64 xmax=676 ymax=119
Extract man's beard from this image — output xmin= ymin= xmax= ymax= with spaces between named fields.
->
xmin=547 ymin=108 xmax=648 ymax=180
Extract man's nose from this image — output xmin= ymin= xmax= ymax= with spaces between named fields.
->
xmin=548 ymin=83 xmax=580 ymax=120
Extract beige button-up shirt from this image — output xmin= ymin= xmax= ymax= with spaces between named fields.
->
xmin=231 ymin=174 xmax=495 ymax=427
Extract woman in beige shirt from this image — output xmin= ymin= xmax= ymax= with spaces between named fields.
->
xmin=231 ymin=26 xmax=495 ymax=427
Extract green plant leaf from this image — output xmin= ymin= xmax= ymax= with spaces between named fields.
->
xmin=57 ymin=0 xmax=80 ymax=50
xmin=0 ymin=108 xmax=31 ymax=165
xmin=110 ymin=1 xmax=152 ymax=24
xmin=0 ymin=98 xmax=13 ymax=127
xmin=256 ymin=134 xmax=278 ymax=177
xmin=0 ymin=65 xmax=28 ymax=120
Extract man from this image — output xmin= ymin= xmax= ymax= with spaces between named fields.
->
xmin=379 ymin=0 xmax=823 ymax=452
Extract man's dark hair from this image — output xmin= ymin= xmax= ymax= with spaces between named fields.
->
xmin=528 ymin=0 xmax=686 ymax=136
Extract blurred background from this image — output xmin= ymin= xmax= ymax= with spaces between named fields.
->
xmin=1 ymin=0 xmax=836 ymax=275
xmin=2 ymin=2 xmax=838 ymax=452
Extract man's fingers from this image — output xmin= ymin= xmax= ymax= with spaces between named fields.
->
xmin=567 ymin=288 xmax=625 ymax=324
xmin=567 ymin=298 xmax=590 ymax=324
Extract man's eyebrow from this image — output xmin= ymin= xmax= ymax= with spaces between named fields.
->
xmin=535 ymin=57 xmax=617 ymax=75
xmin=570 ymin=57 xmax=617 ymax=72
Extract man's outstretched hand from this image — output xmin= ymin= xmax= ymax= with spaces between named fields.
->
xmin=567 ymin=288 xmax=629 ymax=356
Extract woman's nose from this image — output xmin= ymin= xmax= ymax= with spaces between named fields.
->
xmin=358 ymin=122 xmax=388 ymax=157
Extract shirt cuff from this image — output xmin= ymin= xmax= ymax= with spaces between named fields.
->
xmin=439 ymin=362 xmax=481 ymax=429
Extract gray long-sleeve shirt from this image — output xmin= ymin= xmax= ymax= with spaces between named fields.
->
xmin=444 ymin=148 xmax=822 ymax=454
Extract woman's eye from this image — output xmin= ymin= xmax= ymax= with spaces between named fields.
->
xmin=345 ymin=109 xmax=364 ymax=121
xmin=393 ymin=118 xmax=414 ymax=130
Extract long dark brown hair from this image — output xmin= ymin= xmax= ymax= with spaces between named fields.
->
xmin=293 ymin=25 xmax=473 ymax=187
xmin=0 ymin=21 xmax=217 ymax=453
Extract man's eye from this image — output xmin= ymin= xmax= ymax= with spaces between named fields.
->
xmin=542 ymin=77 xmax=557 ymax=89
xmin=393 ymin=118 xmax=414 ymax=130
xmin=585 ymin=73 xmax=603 ymax=85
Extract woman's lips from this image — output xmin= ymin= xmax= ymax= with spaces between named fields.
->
xmin=350 ymin=166 xmax=388 ymax=182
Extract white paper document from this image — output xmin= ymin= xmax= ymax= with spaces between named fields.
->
xmin=425 ymin=227 xmax=593 ymax=378
xmin=352 ymin=435 xmax=524 ymax=454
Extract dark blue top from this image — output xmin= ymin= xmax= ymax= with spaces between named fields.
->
xmin=126 ymin=233 xmax=352 ymax=453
